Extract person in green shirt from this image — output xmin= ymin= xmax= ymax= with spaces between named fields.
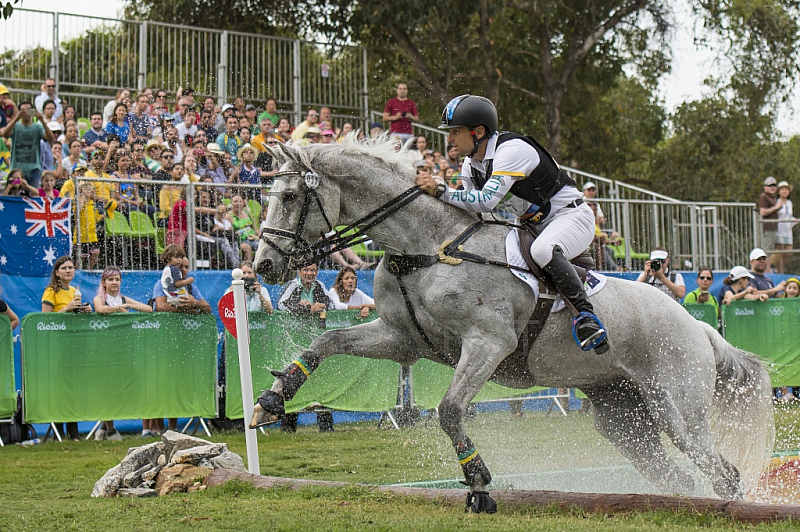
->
xmin=0 ymin=101 xmax=55 ymax=188
xmin=683 ymin=267 xmax=720 ymax=319
xmin=257 ymin=98 xmax=280 ymax=129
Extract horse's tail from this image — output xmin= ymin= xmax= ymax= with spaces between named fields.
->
xmin=703 ymin=322 xmax=775 ymax=494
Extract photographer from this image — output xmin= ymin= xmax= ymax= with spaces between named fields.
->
xmin=636 ymin=248 xmax=685 ymax=301
xmin=240 ymin=261 xmax=273 ymax=313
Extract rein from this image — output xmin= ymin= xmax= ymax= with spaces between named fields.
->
xmin=259 ymin=170 xmax=426 ymax=271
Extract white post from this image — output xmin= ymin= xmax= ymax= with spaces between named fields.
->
xmin=231 ymin=268 xmax=260 ymax=475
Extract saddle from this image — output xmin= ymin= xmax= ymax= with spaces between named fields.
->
xmin=489 ymin=227 xmax=593 ymax=384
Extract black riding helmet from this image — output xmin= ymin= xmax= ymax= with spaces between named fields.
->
xmin=439 ymin=95 xmax=498 ymax=156
xmin=439 ymin=95 xmax=498 ymax=133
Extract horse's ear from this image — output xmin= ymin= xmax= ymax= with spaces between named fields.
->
xmin=267 ymin=141 xmax=295 ymax=166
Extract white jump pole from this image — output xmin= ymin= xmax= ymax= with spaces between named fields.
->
xmin=231 ymin=268 xmax=260 ymax=475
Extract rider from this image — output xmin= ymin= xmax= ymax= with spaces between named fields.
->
xmin=415 ymin=94 xmax=609 ymax=354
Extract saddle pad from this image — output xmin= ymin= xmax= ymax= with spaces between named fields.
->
xmin=505 ymin=228 xmax=607 ymax=313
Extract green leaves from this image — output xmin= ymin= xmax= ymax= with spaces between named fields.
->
xmin=1 ymin=0 xmax=22 ymax=20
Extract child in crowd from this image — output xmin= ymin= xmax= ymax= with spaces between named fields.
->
xmin=75 ymin=182 xmax=101 ymax=270
xmin=38 ymin=170 xmax=60 ymax=199
xmin=160 ymin=245 xmax=194 ymax=306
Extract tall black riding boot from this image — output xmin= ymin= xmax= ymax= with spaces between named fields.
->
xmin=541 ymin=246 xmax=609 ymax=354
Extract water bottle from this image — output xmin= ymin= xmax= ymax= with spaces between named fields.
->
xmin=73 ymin=287 xmax=83 ymax=313
xmin=318 ymin=310 xmax=327 ymax=329
xmin=20 ymin=438 xmax=41 ymax=446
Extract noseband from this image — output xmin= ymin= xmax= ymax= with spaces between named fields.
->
xmin=259 ymin=169 xmax=425 ymax=272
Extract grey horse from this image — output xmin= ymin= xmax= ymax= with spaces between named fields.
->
xmin=250 ymin=136 xmax=774 ymax=512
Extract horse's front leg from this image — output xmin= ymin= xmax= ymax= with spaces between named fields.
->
xmin=249 ymin=318 xmax=414 ymax=428
xmin=439 ymin=331 xmax=517 ymax=514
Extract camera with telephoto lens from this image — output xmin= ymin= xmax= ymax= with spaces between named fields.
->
xmin=651 ymin=259 xmax=664 ymax=272
xmin=243 ymin=277 xmax=256 ymax=292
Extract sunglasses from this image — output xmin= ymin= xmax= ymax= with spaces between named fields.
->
xmin=46 ymin=84 xmax=56 ymax=88
xmin=162 ymin=155 xmax=175 ymax=159
xmin=766 ymin=184 xmax=777 ymax=187
xmin=308 ymin=114 xmax=319 ymax=118
xmin=266 ymin=142 xmax=278 ymax=146
xmin=698 ymin=276 xmax=713 ymax=281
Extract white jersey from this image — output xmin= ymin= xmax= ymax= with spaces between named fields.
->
xmin=442 ymin=133 xmax=581 ymax=223
xmin=328 ymin=288 xmax=374 ymax=310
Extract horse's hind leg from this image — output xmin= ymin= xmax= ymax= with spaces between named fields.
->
xmin=250 ymin=318 xmax=412 ymax=428
xmin=586 ymin=381 xmax=696 ymax=495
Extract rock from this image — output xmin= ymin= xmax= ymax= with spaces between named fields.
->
xmin=142 ymin=464 xmax=162 ymax=483
xmin=197 ymin=459 xmax=214 ymax=470
xmin=91 ymin=465 xmax=122 ymax=498
xmin=157 ymin=454 xmax=167 ymax=467
xmin=209 ymin=451 xmax=246 ymax=472
xmin=92 ymin=442 xmax=164 ymax=497
xmin=155 ymin=464 xmax=213 ymax=496
xmin=122 ymin=463 xmax=159 ymax=489
xmin=118 ymin=487 xmax=158 ymax=498
xmin=171 ymin=443 xmax=228 ymax=465
xmin=161 ymin=431 xmax=209 ymax=459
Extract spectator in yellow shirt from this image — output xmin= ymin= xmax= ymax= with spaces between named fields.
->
xmin=85 ymin=149 xmax=117 ymax=203
xmin=159 ymin=163 xmax=185 ymax=220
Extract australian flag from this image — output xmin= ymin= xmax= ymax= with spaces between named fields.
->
xmin=0 ymin=196 xmax=72 ymax=276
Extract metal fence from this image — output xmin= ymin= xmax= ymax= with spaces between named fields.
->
xmin=0 ymin=9 xmax=369 ymax=124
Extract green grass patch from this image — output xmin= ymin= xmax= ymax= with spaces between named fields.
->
xmin=1 ymin=408 xmax=800 ymax=530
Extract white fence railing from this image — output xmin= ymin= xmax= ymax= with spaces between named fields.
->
xmin=0 ymin=9 xmax=369 ymax=125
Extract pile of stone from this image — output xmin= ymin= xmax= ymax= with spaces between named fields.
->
xmin=91 ymin=431 xmax=246 ymax=498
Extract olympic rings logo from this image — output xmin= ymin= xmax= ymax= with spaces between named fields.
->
xmin=690 ymin=310 xmax=706 ymax=319
xmin=89 ymin=320 xmax=110 ymax=331
xmin=182 ymin=319 xmax=201 ymax=331
xmin=770 ymin=306 xmax=785 ymax=316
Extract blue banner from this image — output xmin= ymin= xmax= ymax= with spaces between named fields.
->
xmin=0 ymin=196 xmax=72 ymax=276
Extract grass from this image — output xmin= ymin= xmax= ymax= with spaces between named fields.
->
xmin=2 ymin=406 xmax=800 ymax=531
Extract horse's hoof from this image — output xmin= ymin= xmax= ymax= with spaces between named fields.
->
xmin=249 ymin=404 xmax=280 ymax=429
xmin=465 ymin=491 xmax=497 ymax=514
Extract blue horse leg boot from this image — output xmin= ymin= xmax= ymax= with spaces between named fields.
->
xmin=541 ymin=247 xmax=609 ymax=354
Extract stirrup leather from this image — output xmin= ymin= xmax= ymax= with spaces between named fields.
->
xmin=572 ymin=311 xmax=607 ymax=351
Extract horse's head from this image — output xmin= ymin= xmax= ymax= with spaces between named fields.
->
xmin=254 ymin=142 xmax=342 ymax=284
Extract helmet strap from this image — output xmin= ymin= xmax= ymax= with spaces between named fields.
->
xmin=469 ymin=129 xmax=489 ymax=158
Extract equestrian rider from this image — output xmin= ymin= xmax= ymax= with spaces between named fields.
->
xmin=415 ymin=94 xmax=609 ymax=354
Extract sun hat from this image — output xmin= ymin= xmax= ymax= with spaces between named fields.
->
xmin=305 ymin=126 xmax=321 ymax=136
xmin=206 ymin=142 xmax=224 ymax=155
xmin=649 ymin=250 xmax=669 ymax=261
xmin=729 ymin=266 xmax=754 ymax=281
xmin=749 ymin=248 xmax=767 ymax=261
xmin=145 ymin=139 xmax=163 ymax=149
xmin=236 ymin=143 xmax=258 ymax=161
xmin=778 ymin=180 xmax=791 ymax=190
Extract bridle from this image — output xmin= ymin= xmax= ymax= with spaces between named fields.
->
xmin=259 ymin=169 xmax=426 ymax=273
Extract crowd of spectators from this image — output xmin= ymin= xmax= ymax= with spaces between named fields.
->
xmin=0 ymin=80 xmax=402 ymax=272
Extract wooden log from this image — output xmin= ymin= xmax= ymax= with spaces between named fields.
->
xmin=204 ymin=469 xmax=800 ymax=524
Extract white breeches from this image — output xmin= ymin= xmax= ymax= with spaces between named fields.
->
xmin=529 ymin=203 xmax=596 ymax=267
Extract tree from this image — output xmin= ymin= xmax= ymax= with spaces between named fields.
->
xmin=1 ymin=0 xmax=22 ymax=20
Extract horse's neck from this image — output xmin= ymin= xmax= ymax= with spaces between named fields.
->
xmin=338 ymin=178 xmax=475 ymax=256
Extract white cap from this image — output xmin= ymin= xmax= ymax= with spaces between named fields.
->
xmin=650 ymin=250 xmax=669 ymax=261
xmin=582 ymin=181 xmax=596 ymax=190
xmin=221 ymin=103 xmax=234 ymax=113
xmin=729 ymin=266 xmax=754 ymax=281
xmin=778 ymin=180 xmax=790 ymax=188
xmin=48 ymin=121 xmax=63 ymax=131
xmin=749 ymin=248 xmax=767 ymax=261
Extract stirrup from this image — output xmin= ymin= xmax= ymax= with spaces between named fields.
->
xmin=572 ymin=311 xmax=607 ymax=351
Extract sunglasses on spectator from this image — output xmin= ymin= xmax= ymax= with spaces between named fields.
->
xmin=132 ymin=148 xmax=144 ymax=152
xmin=266 ymin=141 xmax=278 ymax=145
xmin=308 ymin=114 xmax=319 ymax=117
xmin=698 ymin=276 xmax=713 ymax=280
xmin=46 ymin=84 xmax=56 ymax=88
xmin=766 ymin=184 xmax=777 ymax=187
xmin=162 ymin=155 xmax=175 ymax=159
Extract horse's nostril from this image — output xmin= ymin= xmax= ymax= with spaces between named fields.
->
xmin=259 ymin=258 xmax=273 ymax=273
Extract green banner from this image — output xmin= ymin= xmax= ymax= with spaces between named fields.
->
xmin=723 ymin=299 xmax=800 ymax=386
xmin=410 ymin=358 xmax=550 ymax=410
xmin=225 ymin=311 xmax=400 ymax=419
xmin=21 ymin=313 xmax=218 ymax=424
xmin=683 ymin=304 xmax=719 ymax=328
xmin=0 ymin=315 xmax=14 ymax=419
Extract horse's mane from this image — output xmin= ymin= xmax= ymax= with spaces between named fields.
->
xmin=274 ymin=133 xmax=419 ymax=174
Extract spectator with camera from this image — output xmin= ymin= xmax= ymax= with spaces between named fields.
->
xmin=291 ymin=108 xmax=319 ymax=142
xmin=636 ymin=248 xmax=686 ymax=300
xmin=683 ymin=267 xmax=720 ymax=318
xmin=382 ymin=82 xmax=418 ymax=145
xmin=2 ymin=169 xmax=38 ymax=196
xmin=0 ymin=101 xmax=55 ymax=188
xmin=238 ymin=261 xmax=274 ymax=312
xmin=748 ymin=247 xmax=786 ymax=298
